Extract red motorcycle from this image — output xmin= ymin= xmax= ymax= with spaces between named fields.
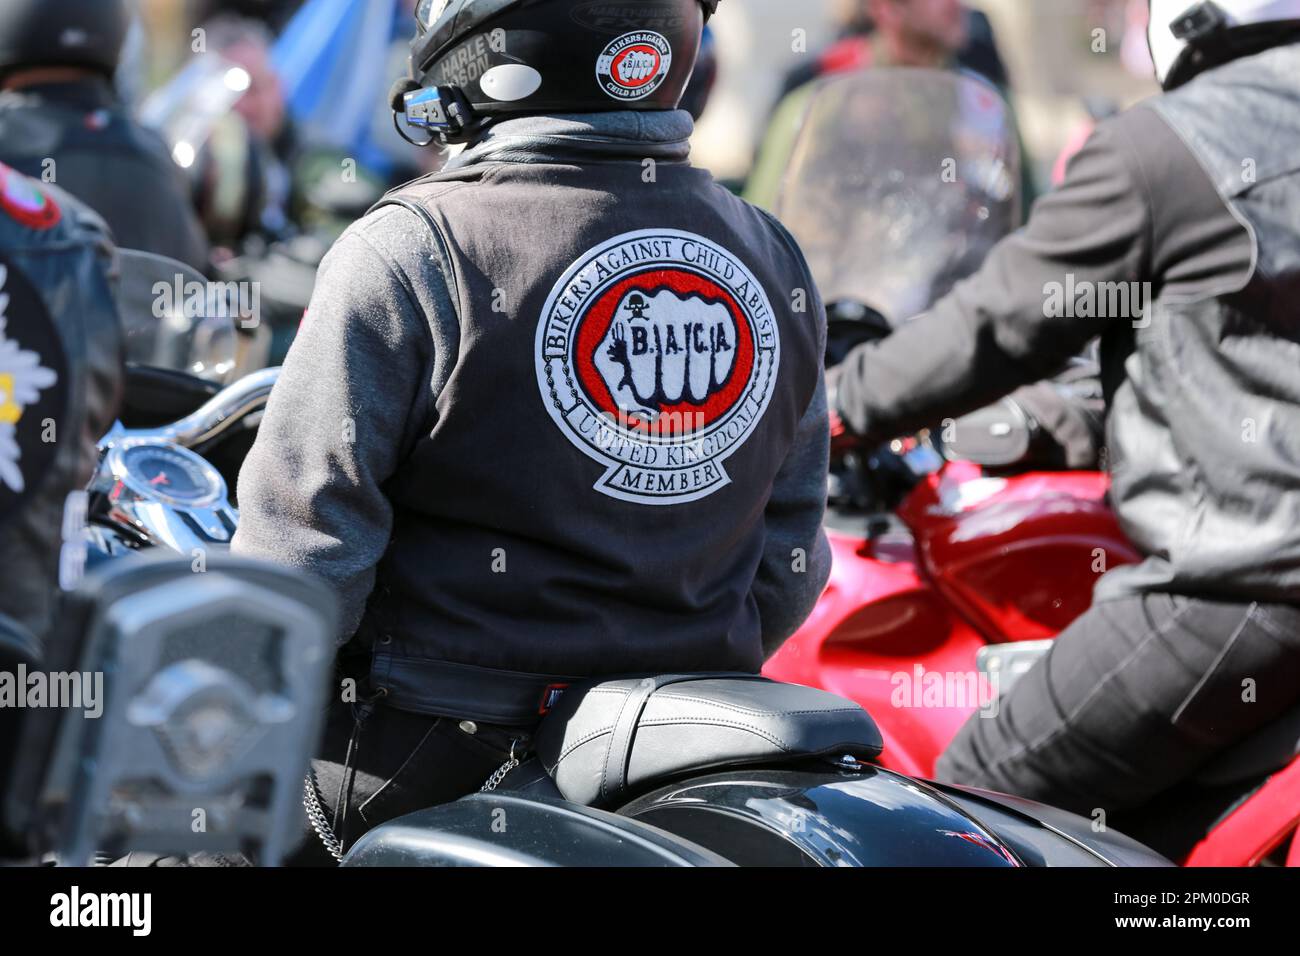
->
xmin=762 ymin=69 xmax=1300 ymax=866
xmin=767 ymin=460 xmax=1133 ymax=778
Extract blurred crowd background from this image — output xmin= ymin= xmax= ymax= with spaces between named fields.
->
xmin=125 ymin=0 xmax=1159 ymax=188
xmin=71 ymin=0 xmax=1166 ymax=371
xmin=701 ymin=0 xmax=1159 ymax=185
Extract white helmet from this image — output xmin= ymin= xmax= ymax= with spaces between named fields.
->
xmin=1149 ymin=0 xmax=1300 ymax=87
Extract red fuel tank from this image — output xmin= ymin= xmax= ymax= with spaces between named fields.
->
xmin=900 ymin=464 xmax=1140 ymax=643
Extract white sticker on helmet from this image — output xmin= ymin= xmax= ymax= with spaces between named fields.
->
xmin=480 ymin=63 xmax=543 ymax=102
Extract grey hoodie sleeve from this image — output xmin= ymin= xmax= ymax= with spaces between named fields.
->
xmin=755 ymin=369 xmax=833 ymax=659
xmin=230 ymin=213 xmax=441 ymax=642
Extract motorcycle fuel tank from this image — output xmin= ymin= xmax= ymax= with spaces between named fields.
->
xmin=900 ymin=465 xmax=1140 ymax=642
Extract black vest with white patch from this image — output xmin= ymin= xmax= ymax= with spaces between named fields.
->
xmin=362 ymin=158 xmax=823 ymax=723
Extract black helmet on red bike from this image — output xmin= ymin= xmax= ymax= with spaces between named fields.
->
xmin=395 ymin=0 xmax=719 ymax=144
xmin=0 ymin=0 xmax=129 ymax=82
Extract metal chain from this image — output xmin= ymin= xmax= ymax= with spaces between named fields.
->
xmin=479 ymin=739 xmax=524 ymax=793
xmin=304 ymin=738 xmax=525 ymax=861
xmin=303 ymin=772 xmax=345 ymax=863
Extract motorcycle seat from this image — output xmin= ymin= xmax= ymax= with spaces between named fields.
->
xmin=531 ymin=674 xmax=883 ymax=808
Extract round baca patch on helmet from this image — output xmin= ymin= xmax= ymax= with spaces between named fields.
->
xmin=0 ymin=254 xmax=68 ymax=525
xmin=536 ymin=229 xmax=781 ymax=505
xmin=596 ymin=31 xmax=673 ymax=101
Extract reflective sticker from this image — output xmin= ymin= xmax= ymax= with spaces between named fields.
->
xmin=536 ymin=229 xmax=781 ymax=506
xmin=0 ymin=164 xmax=62 ymax=231
xmin=0 ymin=255 xmax=68 ymax=524
xmin=596 ymin=31 xmax=673 ymax=102
xmin=480 ymin=64 xmax=543 ymax=102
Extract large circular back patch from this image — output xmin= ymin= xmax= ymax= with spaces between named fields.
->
xmin=537 ymin=230 xmax=780 ymax=505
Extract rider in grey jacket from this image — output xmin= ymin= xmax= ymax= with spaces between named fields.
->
xmin=834 ymin=2 xmax=1300 ymax=853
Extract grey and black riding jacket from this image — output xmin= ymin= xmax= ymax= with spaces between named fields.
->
xmin=232 ymin=110 xmax=832 ymax=724
xmin=835 ymin=43 xmax=1300 ymax=606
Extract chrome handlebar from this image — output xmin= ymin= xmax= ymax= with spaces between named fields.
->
xmin=111 ymin=366 xmax=281 ymax=450
xmin=151 ymin=365 xmax=280 ymax=449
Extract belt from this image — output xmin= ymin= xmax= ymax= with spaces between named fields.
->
xmin=370 ymin=653 xmax=580 ymax=726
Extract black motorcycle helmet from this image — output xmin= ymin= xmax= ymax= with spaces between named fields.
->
xmin=396 ymin=0 xmax=720 ymax=144
xmin=679 ymin=23 xmax=718 ymax=121
xmin=0 ymin=0 xmax=129 ymax=82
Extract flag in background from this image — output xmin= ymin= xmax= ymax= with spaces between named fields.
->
xmin=273 ymin=0 xmax=405 ymax=171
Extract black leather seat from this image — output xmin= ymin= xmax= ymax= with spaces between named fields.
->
xmin=530 ymin=674 xmax=883 ymax=808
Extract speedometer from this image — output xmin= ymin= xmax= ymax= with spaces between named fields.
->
xmin=113 ymin=441 xmax=225 ymax=508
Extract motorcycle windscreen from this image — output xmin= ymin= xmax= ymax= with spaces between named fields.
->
xmin=115 ymin=250 xmax=238 ymax=383
xmin=773 ymin=68 xmax=1021 ymax=325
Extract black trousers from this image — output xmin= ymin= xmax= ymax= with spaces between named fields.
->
xmin=935 ymin=592 xmax=1300 ymax=855
xmin=287 ymin=694 xmax=530 ymax=867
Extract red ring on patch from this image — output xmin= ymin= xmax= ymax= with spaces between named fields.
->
xmin=610 ymin=44 xmax=663 ymax=90
xmin=572 ymin=267 xmax=756 ymax=438
xmin=0 ymin=164 xmax=62 ymax=231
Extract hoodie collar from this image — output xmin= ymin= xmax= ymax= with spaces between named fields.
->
xmin=446 ymin=110 xmax=694 ymax=170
